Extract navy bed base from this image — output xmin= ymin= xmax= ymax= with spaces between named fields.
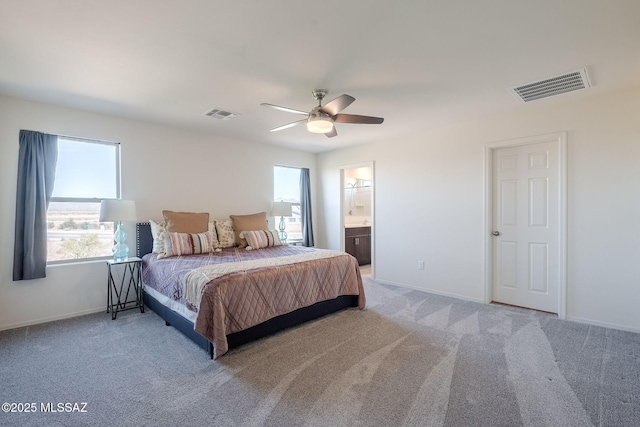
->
xmin=136 ymin=222 xmax=358 ymax=358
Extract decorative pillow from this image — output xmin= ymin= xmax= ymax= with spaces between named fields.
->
xmin=230 ymin=212 xmax=268 ymax=248
xmin=214 ymin=219 xmax=236 ymax=248
xmin=207 ymin=220 xmax=222 ymax=248
xmin=240 ymin=230 xmax=282 ymax=250
xmin=162 ymin=210 xmax=209 ymax=233
xmin=149 ymin=219 xmax=166 ymax=254
xmin=158 ymin=231 xmax=219 ymax=259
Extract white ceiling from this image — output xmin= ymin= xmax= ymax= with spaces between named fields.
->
xmin=2 ymin=1 xmax=640 ymax=153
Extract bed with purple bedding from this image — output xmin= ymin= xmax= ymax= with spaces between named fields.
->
xmin=136 ymin=223 xmax=365 ymax=359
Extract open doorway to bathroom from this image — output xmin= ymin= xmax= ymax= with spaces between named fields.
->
xmin=340 ymin=162 xmax=374 ymax=280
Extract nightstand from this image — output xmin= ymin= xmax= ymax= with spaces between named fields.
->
xmin=106 ymin=257 xmax=144 ymax=320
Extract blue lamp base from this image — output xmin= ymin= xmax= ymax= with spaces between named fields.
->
xmin=278 ymin=216 xmax=288 ymax=243
xmin=112 ymin=222 xmax=129 ymax=261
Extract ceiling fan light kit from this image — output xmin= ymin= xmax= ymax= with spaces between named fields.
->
xmin=307 ymin=110 xmax=334 ymax=133
xmin=261 ymin=89 xmax=383 ymax=138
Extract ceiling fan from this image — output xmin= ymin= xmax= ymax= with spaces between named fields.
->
xmin=261 ymin=90 xmax=384 ymax=138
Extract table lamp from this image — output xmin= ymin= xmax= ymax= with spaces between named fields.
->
xmin=100 ymin=199 xmax=137 ymax=260
xmin=271 ymin=201 xmax=292 ymax=242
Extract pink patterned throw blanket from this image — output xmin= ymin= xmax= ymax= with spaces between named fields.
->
xmin=142 ymin=246 xmax=365 ymax=358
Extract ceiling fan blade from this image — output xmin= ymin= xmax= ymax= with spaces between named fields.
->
xmin=319 ymin=94 xmax=355 ymax=116
xmin=270 ymin=119 xmax=306 ymax=132
xmin=324 ymin=127 xmax=338 ymax=138
xmin=333 ymin=114 xmax=384 ymax=124
xmin=261 ymin=103 xmax=309 ymax=116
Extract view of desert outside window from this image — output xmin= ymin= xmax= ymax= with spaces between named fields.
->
xmin=47 ymin=137 xmax=119 ymax=262
xmin=46 ymin=202 xmax=114 ymax=262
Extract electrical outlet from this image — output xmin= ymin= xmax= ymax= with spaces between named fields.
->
xmin=418 ymin=260 xmax=425 ymax=270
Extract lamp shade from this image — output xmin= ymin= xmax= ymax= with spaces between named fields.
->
xmin=271 ymin=201 xmax=292 ymax=217
xmin=100 ymin=199 xmax=137 ymax=222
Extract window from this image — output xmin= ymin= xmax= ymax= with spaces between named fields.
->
xmin=47 ymin=137 xmax=120 ymax=262
xmin=273 ymin=165 xmax=302 ymax=241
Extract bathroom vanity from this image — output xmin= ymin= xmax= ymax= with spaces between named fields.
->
xmin=345 ymin=226 xmax=371 ymax=266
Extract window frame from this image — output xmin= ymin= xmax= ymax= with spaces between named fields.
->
xmin=47 ymin=136 xmax=122 ymax=264
xmin=273 ymin=164 xmax=303 ymax=242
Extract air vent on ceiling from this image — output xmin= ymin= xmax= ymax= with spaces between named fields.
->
xmin=510 ymin=68 xmax=591 ymax=103
xmin=203 ymin=108 xmax=239 ymax=120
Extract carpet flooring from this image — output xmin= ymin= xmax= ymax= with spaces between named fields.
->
xmin=1 ymin=274 xmax=639 ymax=426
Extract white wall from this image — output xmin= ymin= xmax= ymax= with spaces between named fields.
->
xmin=4 ymin=87 xmax=640 ymax=334
xmin=0 ymin=95 xmax=316 ymax=330
xmin=318 ymin=87 xmax=640 ymax=333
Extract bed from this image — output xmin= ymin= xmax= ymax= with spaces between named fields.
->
xmin=136 ymin=222 xmax=365 ymax=359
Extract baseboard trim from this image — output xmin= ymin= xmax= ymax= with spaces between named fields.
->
xmin=373 ymin=278 xmax=484 ymax=304
xmin=0 ymin=307 xmax=107 ymax=332
xmin=565 ymin=315 xmax=640 ymax=334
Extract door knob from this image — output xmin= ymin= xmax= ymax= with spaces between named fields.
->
xmin=492 ymin=231 xmax=500 ymax=236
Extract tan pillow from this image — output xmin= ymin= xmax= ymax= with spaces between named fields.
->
xmin=162 ymin=210 xmax=209 ymax=233
xmin=230 ymin=212 xmax=267 ymax=248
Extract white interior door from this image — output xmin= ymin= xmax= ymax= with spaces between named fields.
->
xmin=492 ymin=141 xmax=560 ymax=313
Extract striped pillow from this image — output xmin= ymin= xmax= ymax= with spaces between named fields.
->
xmin=240 ymin=230 xmax=282 ymax=250
xmin=158 ymin=231 xmax=219 ymax=258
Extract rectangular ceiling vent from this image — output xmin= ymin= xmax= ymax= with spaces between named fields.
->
xmin=203 ymin=108 xmax=239 ymax=120
xmin=510 ymin=68 xmax=591 ymax=103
